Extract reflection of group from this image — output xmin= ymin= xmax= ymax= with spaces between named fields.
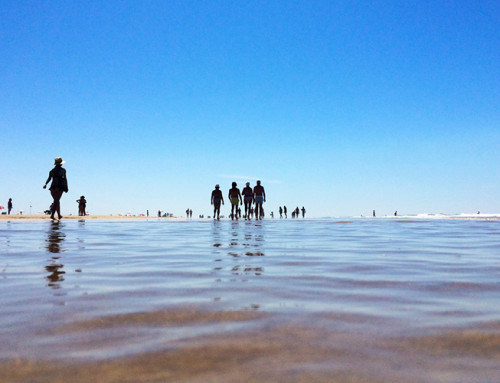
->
xmin=211 ymin=180 xmax=266 ymax=220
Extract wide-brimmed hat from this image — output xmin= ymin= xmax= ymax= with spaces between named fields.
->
xmin=54 ymin=157 xmax=65 ymax=165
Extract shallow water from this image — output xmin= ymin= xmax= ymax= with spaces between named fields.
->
xmin=1 ymin=218 xmax=499 ymax=382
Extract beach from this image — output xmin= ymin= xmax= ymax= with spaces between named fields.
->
xmin=1 ymin=218 xmax=499 ymax=382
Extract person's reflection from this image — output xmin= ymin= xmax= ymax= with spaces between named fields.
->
xmin=45 ymin=220 xmax=66 ymax=288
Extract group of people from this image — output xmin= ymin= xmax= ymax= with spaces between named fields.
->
xmin=278 ymin=206 xmax=306 ymax=218
xmin=211 ymin=180 xmax=266 ymax=220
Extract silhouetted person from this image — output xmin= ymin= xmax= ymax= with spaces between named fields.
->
xmin=242 ymin=182 xmax=253 ymax=220
xmin=8 ymin=198 xmax=12 ymax=215
xmin=211 ymin=184 xmax=224 ymax=220
xmin=76 ymin=196 xmax=87 ymax=216
xmin=279 ymin=206 xmax=283 ymax=218
xmin=373 ymin=210 xmax=376 ymax=217
xmin=295 ymin=207 xmax=299 ymax=218
xmin=253 ymin=180 xmax=266 ymax=220
xmin=158 ymin=210 xmax=161 ymax=217
xmin=43 ymin=157 xmax=68 ymax=220
xmin=228 ymin=182 xmax=242 ymax=220
xmin=301 ymin=206 xmax=306 ymax=218
xmin=284 ymin=205 xmax=287 ymax=218
xmin=189 ymin=209 xmax=193 ymax=218
xmin=394 ymin=211 xmax=397 ymax=216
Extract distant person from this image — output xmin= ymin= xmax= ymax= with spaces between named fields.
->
xmin=43 ymin=157 xmax=68 ymax=220
xmin=76 ymin=196 xmax=87 ymax=216
xmin=301 ymin=206 xmax=306 ymax=218
xmin=158 ymin=210 xmax=161 ymax=217
xmin=373 ymin=210 xmax=376 ymax=217
xmin=279 ymin=206 xmax=283 ymax=218
xmin=253 ymin=180 xmax=266 ymax=220
xmin=295 ymin=207 xmax=299 ymax=218
xmin=241 ymin=182 xmax=254 ymax=220
xmin=186 ymin=209 xmax=190 ymax=219
xmin=8 ymin=198 xmax=13 ymax=215
xmin=211 ymin=184 xmax=224 ymax=220
xmin=394 ymin=211 xmax=397 ymax=216
xmin=270 ymin=211 xmax=274 ymax=218
xmin=228 ymin=182 xmax=242 ymax=220
xmin=291 ymin=211 xmax=295 ymax=218
xmin=189 ymin=209 xmax=193 ymax=218
xmin=284 ymin=205 xmax=287 ymax=218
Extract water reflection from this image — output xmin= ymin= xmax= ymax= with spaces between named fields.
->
xmin=45 ymin=221 xmax=66 ymax=289
xmin=212 ymin=221 xmax=266 ymax=280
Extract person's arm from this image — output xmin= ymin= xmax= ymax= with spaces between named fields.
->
xmin=239 ymin=191 xmax=243 ymax=205
xmin=43 ymin=172 xmax=52 ymax=189
xmin=263 ymin=188 xmax=266 ymax=202
xmin=211 ymin=191 xmax=214 ymax=205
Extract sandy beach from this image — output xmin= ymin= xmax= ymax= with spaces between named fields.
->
xmin=0 ymin=214 xmax=181 ymax=220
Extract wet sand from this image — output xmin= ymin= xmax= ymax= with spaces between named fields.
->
xmin=2 ymin=309 xmax=499 ymax=383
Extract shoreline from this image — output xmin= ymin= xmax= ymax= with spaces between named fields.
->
xmin=1 ymin=214 xmax=498 ymax=221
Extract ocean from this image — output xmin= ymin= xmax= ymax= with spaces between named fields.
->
xmin=1 ymin=218 xmax=499 ymax=382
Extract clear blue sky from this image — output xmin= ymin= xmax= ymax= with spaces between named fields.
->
xmin=1 ymin=1 xmax=499 ymax=217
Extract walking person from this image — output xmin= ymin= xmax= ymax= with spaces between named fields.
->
xmin=241 ymin=182 xmax=253 ymax=220
xmin=211 ymin=184 xmax=224 ymax=220
xmin=283 ymin=205 xmax=287 ymax=218
xmin=228 ymin=182 xmax=242 ymax=220
xmin=253 ymin=180 xmax=266 ymax=220
xmin=43 ymin=157 xmax=68 ymax=220
xmin=8 ymin=198 xmax=13 ymax=215
xmin=301 ymin=206 xmax=306 ymax=218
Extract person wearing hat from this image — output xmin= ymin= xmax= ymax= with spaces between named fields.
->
xmin=43 ymin=157 xmax=68 ymax=219
xmin=241 ymin=182 xmax=253 ymax=220
xmin=211 ymin=184 xmax=224 ymax=220
xmin=76 ymin=196 xmax=87 ymax=216
xmin=228 ymin=182 xmax=242 ymax=220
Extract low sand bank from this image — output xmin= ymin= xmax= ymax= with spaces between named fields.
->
xmin=0 ymin=214 xmax=181 ymax=220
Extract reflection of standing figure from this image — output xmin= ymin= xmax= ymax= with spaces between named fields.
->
xmin=45 ymin=220 xmax=66 ymax=288
xmin=43 ymin=157 xmax=68 ymax=220
xmin=211 ymin=184 xmax=224 ymax=220
xmin=8 ymin=198 xmax=13 ymax=215
xmin=253 ymin=180 xmax=266 ymax=220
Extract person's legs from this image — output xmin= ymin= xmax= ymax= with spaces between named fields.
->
xmin=50 ymin=189 xmax=63 ymax=219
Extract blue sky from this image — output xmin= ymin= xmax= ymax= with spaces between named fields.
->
xmin=1 ymin=0 xmax=499 ymax=217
